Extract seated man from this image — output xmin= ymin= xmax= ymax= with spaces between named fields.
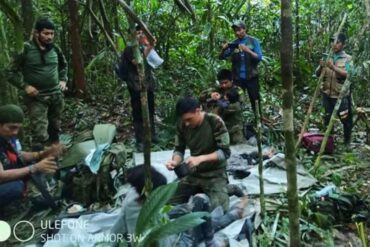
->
xmin=200 ymin=69 xmax=245 ymax=144
xmin=166 ymin=96 xmax=231 ymax=211
xmin=0 ymin=104 xmax=63 ymax=208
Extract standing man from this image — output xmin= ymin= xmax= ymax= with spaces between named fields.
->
xmin=165 ymin=96 xmax=231 ymax=211
xmin=7 ymin=18 xmax=68 ymax=151
xmin=120 ymin=26 xmax=157 ymax=151
xmin=0 ymin=104 xmax=62 ymax=208
xmin=219 ymin=20 xmax=263 ymax=114
xmin=316 ymin=33 xmax=353 ymax=145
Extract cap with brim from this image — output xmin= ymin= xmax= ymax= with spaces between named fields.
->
xmin=232 ymin=21 xmax=246 ymax=29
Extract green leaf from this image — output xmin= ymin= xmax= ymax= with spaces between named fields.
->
xmin=139 ymin=212 xmax=208 ymax=247
xmin=86 ymin=49 xmax=109 ymax=71
xmin=135 ymin=182 xmax=178 ymax=235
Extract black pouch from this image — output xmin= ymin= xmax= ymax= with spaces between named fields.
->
xmin=174 ymin=162 xmax=192 ymax=178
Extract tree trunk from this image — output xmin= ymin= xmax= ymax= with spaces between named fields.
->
xmin=0 ymin=19 xmax=17 ymax=105
xmin=255 ymin=100 xmax=266 ymax=216
xmin=281 ymin=0 xmax=300 ymax=246
xmin=120 ymin=0 xmax=153 ymax=194
xmin=294 ymin=0 xmax=299 ymax=60
xmin=21 ymin=0 xmax=33 ymax=40
xmin=67 ymin=0 xmax=87 ymax=98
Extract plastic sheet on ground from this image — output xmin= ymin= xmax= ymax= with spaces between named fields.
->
xmin=42 ymin=144 xmax=315 ymax=247
xmin=133 ymin=144 xmax=317 ymax=195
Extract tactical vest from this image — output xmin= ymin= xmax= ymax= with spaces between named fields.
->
xmin=321 ymin=52 xmax=352 ymax=98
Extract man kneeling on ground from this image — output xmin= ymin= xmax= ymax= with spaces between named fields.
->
xmin=165 ymin=96 xmax=231 ymax=211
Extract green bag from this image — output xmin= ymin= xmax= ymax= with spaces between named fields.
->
xmin=62 ymin=143 xmax=127 ymax=206
xmin=309 ymin=190 xmax=367 ymax=224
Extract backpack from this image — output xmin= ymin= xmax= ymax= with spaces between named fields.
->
xmin=302 ymin=133 xmax=334 ymax=154
xmin=61 ymin=143 xmax=127 ymax=206
xmin=309 ymin=189 xmax=368 ymax=225
xmin=115 ymin=52 xmax=129 ymax=81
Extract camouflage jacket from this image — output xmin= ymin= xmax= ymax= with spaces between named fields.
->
xmin=174 ymin=113 xmax=230 ymax=174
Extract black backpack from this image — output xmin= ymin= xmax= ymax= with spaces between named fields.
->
xmin=115 ymin=52 xmax=129 ymax=81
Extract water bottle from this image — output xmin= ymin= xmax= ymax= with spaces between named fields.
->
xmin=15 ymin=139 xmax=22 ymax=152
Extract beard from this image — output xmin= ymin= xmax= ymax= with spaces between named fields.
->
xmin=38 ymin=37 xmax=54 ymax=49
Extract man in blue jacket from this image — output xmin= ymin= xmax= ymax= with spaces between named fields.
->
xmin=219 ymin=20 xmax=263 ymax=114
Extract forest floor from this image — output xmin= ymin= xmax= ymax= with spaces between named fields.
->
xmin=2 ymin=94 xmax=369 ymax=246
xmin=56 ymin=96 xmax=370 ymax=246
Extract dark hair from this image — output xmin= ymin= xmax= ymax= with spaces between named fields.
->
xmin=330 ymin=33 xmax=346 ymax=45
xmin=175 ymin=96 xmax=200 ymax=117
xmin=217 ymin=69 xmax=233 ymax=81
xmin=226 ymin=88 xmax=240 ymax=104
xmin=35 ymin=18 xmax=55 ymax=31
xmin=135 ymin=25 xmax=142 ymax=31
xmin=126 ymin=165 xmax=167 ymax=198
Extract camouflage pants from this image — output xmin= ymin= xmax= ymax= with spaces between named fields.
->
xmin=171 ymin=170 xmax=229 ymax=211
xmin=25 ymin=94 xmax=64 ymax=150
xmin=228 ymin=125 xmax=246 ymax=145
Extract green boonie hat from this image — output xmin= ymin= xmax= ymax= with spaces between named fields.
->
xmin=0 ymin=104 xmax=25 ymax=124
xmin=232 ymin=20 xmax=246 ymax=29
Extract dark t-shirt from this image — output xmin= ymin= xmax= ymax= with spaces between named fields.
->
xmin=122 ymin=46 xmax=155 ymax=92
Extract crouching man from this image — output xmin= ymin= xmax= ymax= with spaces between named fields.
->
xmin=0 ymin=104 xmax=63 ymax=208
xmin=166 ymin=96 xmax=231 ymax=211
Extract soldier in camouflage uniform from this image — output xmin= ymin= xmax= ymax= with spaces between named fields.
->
xmin=7 ymin=18 xmax=68 ymax=151
xmin=200 ymin=69 xmax=245 ymax=144
xmin=166 ymin=96 xmax=231 ymax=211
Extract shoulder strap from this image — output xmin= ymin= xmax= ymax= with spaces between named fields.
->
xmin=53 ymin=45 xmax=67 ymax=68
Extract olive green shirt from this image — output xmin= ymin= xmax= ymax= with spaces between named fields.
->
xmin=7 ymin=40 xmax=68 ymax=95
xmin=174 ymin=113 xmax=230 ymax=175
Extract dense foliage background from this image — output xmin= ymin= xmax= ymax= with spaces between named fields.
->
xmin=0 ymin=0 xmax=369 ymax=245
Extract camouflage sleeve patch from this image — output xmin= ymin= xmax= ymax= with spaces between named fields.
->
xmin=174 ymin=121 xmax=186 ymax=156
xmin=209 ymin=113 xmax=231 ymax=159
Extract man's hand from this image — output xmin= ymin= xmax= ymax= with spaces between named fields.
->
xmin=165 ymin=160 xmax=178 ymax=170
xmin=326 ymin=60 xmax=334 ymax=70
xmin=239 ymin=44 xmax=252 ymax=54
xmin=41 ymin=144 xmax=66 ymax=159
xmin=59 ymin=81 xmax=68 ymax=91
xmin=319 ymin=59 xmax=325 ymax=67
xmin=34 ymin=157 xmax=58 ymax=174
xmin=25 ymin=85 xmax=39 ymax=97
xmin=222 ymin=42 xmax=229 ymax=50
xmin=211 ymin=92 xmax=221 ymax=101
xmin=186 ymin=156 xmax=204 ymax=168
